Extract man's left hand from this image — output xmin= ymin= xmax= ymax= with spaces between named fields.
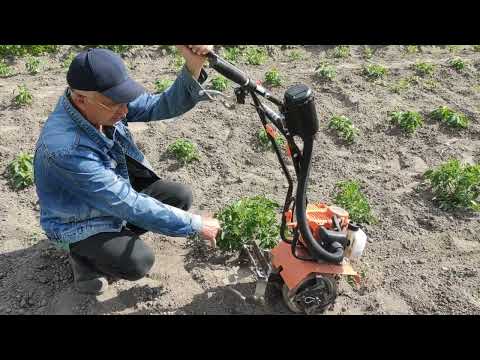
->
xmin=176 ymin=45 xmax=213 ymax=80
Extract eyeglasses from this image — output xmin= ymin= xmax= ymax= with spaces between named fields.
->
xmin=87 ymin=97 xmax=126 ymax=113
xmin=71 ymin=90 xmax=125 ymax=113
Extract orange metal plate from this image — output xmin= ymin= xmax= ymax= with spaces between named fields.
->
xmin=271 ymin=241 xmax=359 ymax=290
xmin=284 ymin=203 xmax=350 ymax=236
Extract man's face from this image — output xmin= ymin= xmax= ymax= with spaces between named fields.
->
xmin=73 ymin=91 xmax=129 ymax=127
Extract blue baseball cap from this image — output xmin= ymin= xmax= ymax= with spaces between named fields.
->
xmin=67 ymin=48 xmax=145 ymax=104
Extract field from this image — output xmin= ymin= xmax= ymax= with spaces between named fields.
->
xmin=0 ymin=45 xmax=479 ymax=315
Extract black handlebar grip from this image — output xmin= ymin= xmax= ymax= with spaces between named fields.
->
xmin=207 ymin=53 xmax=250 ymax=86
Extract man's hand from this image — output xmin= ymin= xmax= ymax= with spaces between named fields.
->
xmin=176 ymin=45 xmax=213 ymax=80
xmin=198 ymin=215 xmax=221 ymax=249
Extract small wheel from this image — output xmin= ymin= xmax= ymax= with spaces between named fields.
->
xmin=282 ymin=283 xmax=304 ymax=313
xmin=282 ymin=274 xmax=337 ymax=315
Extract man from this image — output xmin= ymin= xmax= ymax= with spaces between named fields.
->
xmin=34 ymin=45 xmax=221 ymax=295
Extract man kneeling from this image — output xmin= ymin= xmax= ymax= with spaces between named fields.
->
xmin=34 ymin=46 xmax=220 ymax=294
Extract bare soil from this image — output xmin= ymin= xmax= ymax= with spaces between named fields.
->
xmin=0 ymin=45 xmax=479 ymax=315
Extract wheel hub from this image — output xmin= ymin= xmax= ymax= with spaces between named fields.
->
xmin=282 ymin=274 xmax=337 ymax=315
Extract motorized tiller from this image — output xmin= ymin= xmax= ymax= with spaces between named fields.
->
xmin=200 ymin=51 xmax=368 ymax=315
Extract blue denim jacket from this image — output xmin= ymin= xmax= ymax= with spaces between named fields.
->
xmin=34 ymin=66 xmax=209 ymax=249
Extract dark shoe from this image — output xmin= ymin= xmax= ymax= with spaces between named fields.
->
xmin=106 ymin=275 xmax=122 ymax=284
xmin=69 ymin=254 xmax=108 ymax=295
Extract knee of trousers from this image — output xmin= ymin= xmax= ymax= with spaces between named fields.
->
xmin=177 ymin=184 xmax=193 ymax=210
xmin=122 ymin=248 xmax=155 ymax=281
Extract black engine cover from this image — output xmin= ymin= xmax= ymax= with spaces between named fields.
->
xmin=284 ymin=84 xmax=318 ymax=138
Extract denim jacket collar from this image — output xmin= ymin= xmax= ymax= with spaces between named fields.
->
xmin=61 ymin=88 xmax=115 ymax=151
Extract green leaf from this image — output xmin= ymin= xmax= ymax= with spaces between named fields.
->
xmin=167 ymin=139 xmax=200 ymax=165
xmin=333 ymin=180 xmax=376 ymax=224
xmin=328 ymin=115 xmax=359 ymax=143
xmin=424 ymin=159 xmax=480 ymax=212
xmin=7 ymin=152 xmax=34 ymax=190
xmin=216 ymin=195 xmax=280 ymax=251
xmin=430 ymin=106 xmax=469 ymax=129
xmin=389 ymin=111 xmax=424 ymax=135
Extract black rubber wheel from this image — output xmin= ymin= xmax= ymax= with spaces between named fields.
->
xmin=282 ymin=274 xmax=337 ymax=315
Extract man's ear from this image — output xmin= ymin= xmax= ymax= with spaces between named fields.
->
xmin=72 ymin=93 xmax=87 ymax=108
